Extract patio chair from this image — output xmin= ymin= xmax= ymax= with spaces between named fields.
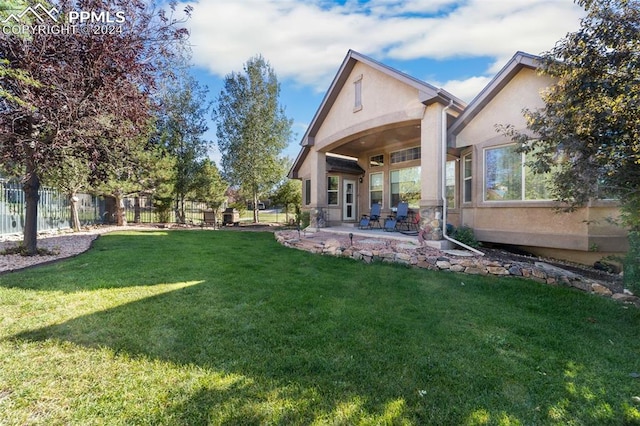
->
xmin=394 ymin=202 xmax=410 ymax=231
xmin=383 ymin=215 xmax=397 ymax=232
xmin=359 ymin=203 xmax=382 ymax=229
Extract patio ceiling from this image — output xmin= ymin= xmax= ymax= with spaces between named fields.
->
xmin=328 ymin=122 xmax=421 ymax=158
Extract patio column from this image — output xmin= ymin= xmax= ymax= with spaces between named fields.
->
xmin=309 ymin=150 xmax=327 ymax=228
xmin=419 ymin=103 xmax=444 ymax=240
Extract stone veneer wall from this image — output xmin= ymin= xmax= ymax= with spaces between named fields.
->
xmin=274 ymin=231 xmax=638 ymax=307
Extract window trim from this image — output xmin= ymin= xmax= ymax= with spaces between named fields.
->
xmin=304 ymin=179 xmax=311 ymax=206
xmin=369 ymin=172 xmax=384 ymax=209
xmin=462 ymin=153 xmax=473 ymax=204
xmin=445 ymin=159 xmax=457 ymax=210
xmin=327 ymin=176 xmax=339 ymax=206
xmin=370 ymin=154 xmax=384 ymax=168
xmin=390 ymin=146 xmax=421 ymax=164
xmin=483 ymin=143 xmax=554 ymax=203
xmin=389 ymin=166 xmax=421 ymax=209
xmin=353 ymin=74 xmax=363 ymax=112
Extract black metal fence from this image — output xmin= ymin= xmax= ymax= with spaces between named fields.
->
xmin=1 ymin=179 xmax=294 ymax=236
xmin=1 ymin=179 xmax=106 ymax=237
xmin=121 ymin=196 xmax=210 ymax=225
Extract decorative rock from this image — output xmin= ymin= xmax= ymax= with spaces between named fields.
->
xmin=324 ymin=239 xmax=342 ymax=248
xmin=612 ymin=293 xmax=640 ymax=304
xmin=508 ymin=266 xmax=522 ymax=276
xmin=535 ymin=262 xmax=580 ymax=279
xmin=532 ymin=269 xmax=547 ymax=280
xmin=570 ymin=280 xmax=592 ymax=292
xmin=487 ymin=266 xmax=510 ymax=276
xmin=380 ymin=251 xmax=395 ymax=259
xmin=460 ymin=260 xmax=477 ymax=268
xmin=450 ymin=264 xmax=465 ymax=273
xmin=273 ymin=231 xmax=628 ymax=307
xmin=592 ymin=283 xmax=613 ymax=296
xmin=416 ymin=261 xmax=432 ymax=269
xmin=436 ymin=261 xmax=451 ymax=270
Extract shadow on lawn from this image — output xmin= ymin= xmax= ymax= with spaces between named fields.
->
xmin=9 ymin=280 xmax=640 ymax=424
xmin=0 ymin=231 xmax=252 ymax=292
xmin=4 ymin=231 xmax=640 ymax=423
xmin=8 ymin=280 xmax=430 ymax=423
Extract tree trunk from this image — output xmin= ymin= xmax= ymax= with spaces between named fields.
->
xmin=134 ymin=196 xmax=141 ymax=223
xmin=175 ymin=195 xmax=186 ymax=224
xmin=22 ymin=168 xmax=40 ymax=256
xmin=69 ymin=193 xmax=81 ymax=231
xmin=253 ymin=193 xmax=259 ymax=223
xmin=114 ymin=193 xmax=127 ymax=226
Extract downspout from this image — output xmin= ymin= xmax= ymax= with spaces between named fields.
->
xmin=441 ymin=100 xmax=484 ymax=255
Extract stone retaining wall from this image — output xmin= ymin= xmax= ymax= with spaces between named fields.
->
xmin=274 ymin=231 xmax=638 ymax=307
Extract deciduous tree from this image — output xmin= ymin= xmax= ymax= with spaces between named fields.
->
xmin=213 ymin=55 xmax=293 ymax=223
xmin=501 ymin=0 xmax=639 ymax=287
xmin=0 ymin=0 xmax=189 ymax=254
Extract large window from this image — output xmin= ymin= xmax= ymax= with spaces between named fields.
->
xmin=327 ymin=176 xmax=339 ymax=205
xmin=370 ymin=172 xmax=383 ymax=207
xmin=390 ymin=167 xmax=420 ymax=208
xmin=463 ymin=154 xmax=472 ymax=203
xmin=484 ymin=144 xmax=553 ymax=201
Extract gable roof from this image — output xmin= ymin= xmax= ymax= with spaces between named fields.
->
xmin=288 ymin=49 xmax=466 ymax=178
xmin=448 ymin=51 xmax=541 ymax=139
xmin=301 ymin=49 xmax=466 ymax=148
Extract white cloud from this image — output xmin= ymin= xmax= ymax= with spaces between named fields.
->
xmin=180 ymin=0 xmax=585 ymax=94
xmin=440 ymin=76 xmax=495 ymax=103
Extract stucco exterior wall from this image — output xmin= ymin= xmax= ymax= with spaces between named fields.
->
xmin=455 ymin=68 xmax=554 ymax=148
xmin=455 ymin=67 xmax=627 ymax=261
xmin=314 ymin=62 xmax=426 ymax=152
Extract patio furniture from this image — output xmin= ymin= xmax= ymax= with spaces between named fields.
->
xmin=394 ymin=202 xmax=410 ymax=231
xmin=359 ymin=203 xmax=382 ymax=229
xmin=383 ymin=215 xmax=397 ymax=232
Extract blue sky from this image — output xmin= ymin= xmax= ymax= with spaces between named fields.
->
xmin=180 ymin=0 xmax=587 ymax=163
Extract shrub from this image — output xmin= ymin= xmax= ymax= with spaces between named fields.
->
xmin=452 ymin=226 xmax=481 ymax=249
xmin=298 ymin=211 xmax=310 ymax=228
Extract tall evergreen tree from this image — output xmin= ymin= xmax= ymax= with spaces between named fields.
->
xmin=213 ymin=55 xmax=293 ymax=223
xmin=154 ymin=71 xmax=211 ymax=223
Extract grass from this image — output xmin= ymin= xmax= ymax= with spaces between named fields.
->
xmin=0 ymin=230 xmax=639 ymax=425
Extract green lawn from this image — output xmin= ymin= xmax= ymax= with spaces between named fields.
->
xmin=1 ymin=230 xmax=639 ymax=425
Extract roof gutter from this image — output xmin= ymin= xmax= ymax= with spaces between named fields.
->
xmin=441 ymin=100 xmax=484 ymax=256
